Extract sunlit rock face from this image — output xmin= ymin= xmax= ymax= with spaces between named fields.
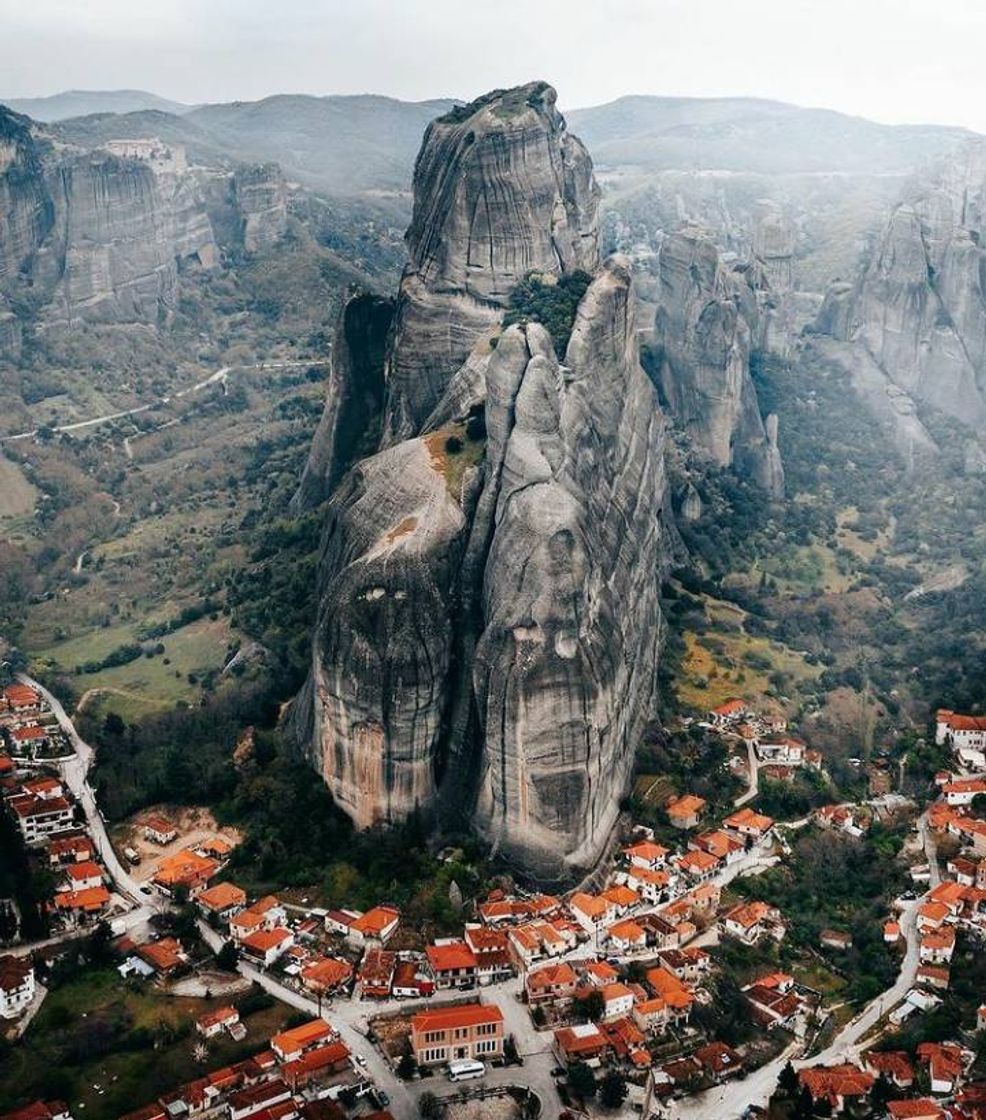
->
xmin=294 ymin=84 xmax=672 ymax=880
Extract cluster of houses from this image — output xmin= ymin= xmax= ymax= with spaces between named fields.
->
xmin=706 ymin=698 xmax=823 ymax=773
xmin=791 ymin=1037 xmax=983 ymax=1117
xmin=3 ymin=1015 xmax=387 ymax=1120
xmin=113 ymin=1015 xmax=371 ymax=1120
xmin=0 ymin=684 xmax=68 ymax=766
xmin=1 ymin=764 xmax=115 ymax=933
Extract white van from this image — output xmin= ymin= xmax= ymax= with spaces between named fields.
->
xmin=447 ymin=1059 xmax=486 ymax=1082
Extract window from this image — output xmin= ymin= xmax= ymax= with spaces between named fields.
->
xmin=423 ymin=1047 xmax=447 ymax=1063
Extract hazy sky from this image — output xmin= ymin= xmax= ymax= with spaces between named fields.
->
xmin=2 ymin=0 xmax=985 ymax=129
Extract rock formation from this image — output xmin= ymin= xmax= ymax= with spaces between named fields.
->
xmin=649 ymin=228 xmax=784 ymax=496
xmin=233 ymin=163 xmax=289 ymax=252
xmin=814 ymin=142 xmax=986 ymax=459
xmin=382 ymin=81 xmax=600 ymax=440
xmin=0 ymin=107 xmax=216 ymax=351
xmin=294 ymin=84 xmax=669 ymax=880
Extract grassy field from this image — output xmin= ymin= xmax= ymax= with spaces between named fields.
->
xmin=675 ymin=627 xmax=820 ymax=713
xmin=32 ymin=616 xmax=236 ymax=709
xmin=0 ymin=454 xmax=38 ymax=522
xmin=0 ymin=967 xmax=294 ymax=1119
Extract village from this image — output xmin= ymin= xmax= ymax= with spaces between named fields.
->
xmin=1 ymin=684 xmax=986 ymax=1120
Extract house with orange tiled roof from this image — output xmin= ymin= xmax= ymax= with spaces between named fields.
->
xmin=271 ymin=1017 xmax=335 ymax=1062
xmin=690 ymin=829 xmax=744 ymax=864
xmin=605 ymin=919 xmax=646 ymax=954
xmin=356 ymin=948 xmax=396 ymax=999
xmin=348 ymin=905 xmax=400 ymax=946
xmin=553 ymin=1022 xmax=610 ymax=1066
xmin=886 ymin=1100 xmax=943 ymax=1120
xmin=676 ymin=848 xmax=720 ymax=881
xmin=281 ymin=1039 xmax=353 ymax=1093
xmin=569 ymin=892 xmax=615 ymax=935
xmin=597 ymin=982 xmax=634 ymax=1021
xmin=392 ymin=957 xmax=434 ymax=999
xmin=722 ymin=806 xmax=775 ymax=844
xmin=884 ymin=920 xmax=901 ymax=944
xmin=47 ymin=833 xmax=94 ymax=866
xmin=624 ymin=865 xmax=674 ymax=905
xmin=666 ymin=794 xmax=706 ymax=830
xmin=600 ymin=883 xmax=639 ymax=913
xmin=936 ymin=709 xmax=986 ymax=749
xmin=150 ymin=849 xmax=218 ymax=898
xmin=525 ymin=961 xmax=578 ymax=1004
xmin=196 ymin=881 xmax=247 ymax=921
xmin=920 ymin=925 xmax=957 ymax=964
xmin=143 ymin=815 xmax=177 ymax=845
xmin=2 ymin=684 xmax=40 ymax=713
xmin=915 ymin=964 xmax=951 ymax=991
xmin=721 ymin=901 xmax=784 ymax=945
xmin=52 ymin=885 xmax=110 ymax=920
xmin=582 ymin=959 xmax=619 ymax=986
xmin=60 ymin=860 xmax=103 ymax=892
xmin=942 ymin=777 xmax=986 ymax=806
xmin=917 ymin=900 xmax=951 ymax=932
xmin=632 ymin=995 xmax=668 ymax=1034
xmin=644 ymin=967 xmax=693 ymax=1026
xmin=240 ymin=926 xmax=293 ymax=967
xmin=136 ymin=937 xmax=187 ymax=975
xmin=862 ymin=1049 xmax=914 ymax=1089
xmin=798 ymin=1064 xmax=874 ymax=1112
xmin=426 ymin=940 xmax=478 ymax=989
xmin=300 ymin=956 xmax=353 ymax=995
xmin=695 ymin=1041 xmax=744 ymax=1082
xmin=599 ymin=1016 xmax=651 ymax=1068
xmin=196 ymin=1005 xmax=240 ymax=1038
xmin=623 ymin=840 xmax=669 ymax=870
xmin=411 ymin=1002 xmax=503 ymax=1066
xmin=916 ymin=1040 xmax=972 ymax=1094
xmin=709 ymin=698 xmax=750 ymax=727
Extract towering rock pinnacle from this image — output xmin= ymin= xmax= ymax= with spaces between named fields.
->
xmin=383 ymin=81 xmax=600 ymax=440
xmin=650 ymin=228 xmax=784 ymax=497
xmin=294 ymin=84 xmax=669 ymax=880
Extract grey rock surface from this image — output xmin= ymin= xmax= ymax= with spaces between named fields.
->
xmin=294 ymin=85 xmax=669 ymax=880
xmin=815 ymin=142 xmax=986 ymax=448
xmin=650 ymin=228 xmax=784 ymax=496
xmin=383 ymin=81 xmax=600 ymax=440
xmin=233 ymin=162 xmax=289 ymax=252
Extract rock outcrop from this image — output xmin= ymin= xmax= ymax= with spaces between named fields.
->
xmin=0 ymin=107 xmax=216 ymax=350
xmin=649 ymin=228 xmax=784 ymax=496
xmin=293 ymin=292 xmax=396 ymax=511
xmin=294 ymin=85 xmax=669 ymax=880
xmin=814 ymin=142 xmax=986 ymax=452
xmin=383 ymin=81 xmax=600 ymax=440
xmin=233 ymin=163 xmax=289 ymax=252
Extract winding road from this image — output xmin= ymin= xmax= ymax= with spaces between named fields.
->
xmin=0 ymin=359 xmax=326 ymax=444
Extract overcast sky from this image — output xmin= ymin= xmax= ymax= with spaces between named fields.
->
xmin=2 ymin=0 xmax=985 ymax=130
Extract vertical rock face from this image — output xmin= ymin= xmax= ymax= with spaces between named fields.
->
xmin=473 ymin=259 xmax=667 ymax=876
xmin=295 ymin=84 xmax=669 ymax=880
xmin=293 ymin=292 xmax=396 ymax=511
xmin=818 ymin=143 xmax=986 ymax=435
xmin=233 ymin=163 xmax=289 ymax=252
xmin=0 ymin=108 xmax=54 ymax=295
xmin=0 ymin=107 xmax=216 ymax=346
xmin=383 ymin=81 xmax=600 ymax=440
xmin=650 ymin=228 xmax=784 ymax=496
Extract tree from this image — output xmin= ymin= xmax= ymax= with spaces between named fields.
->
xmin=503 ymin=1034 xmax=519 ymax=1063
xmin=419 ymin=1091 xmax=443 ymax=1120
xmin=567 ymin=1061 xmax=597 ymax=1101
xmin=778 ymin=1060 xmax=799 ymax=1099
xmin=599 ymin=1071 xmax=627 ymax=1109
xmin=397 ymin=1053 xmax=417 ymax=1080
xmin=870 ymin=1074 xmax=893 ymax=1113
xmin=216 ymin=940 xmax=239 ymax=972
xmin=531 ymin=1005 xmax=547 ymax=1028
xmin=571 ymin=988 xmax=605 ymax=1023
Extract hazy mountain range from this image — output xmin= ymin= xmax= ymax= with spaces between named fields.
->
xmin=3 ymin=87 xmax=979 ymax=196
